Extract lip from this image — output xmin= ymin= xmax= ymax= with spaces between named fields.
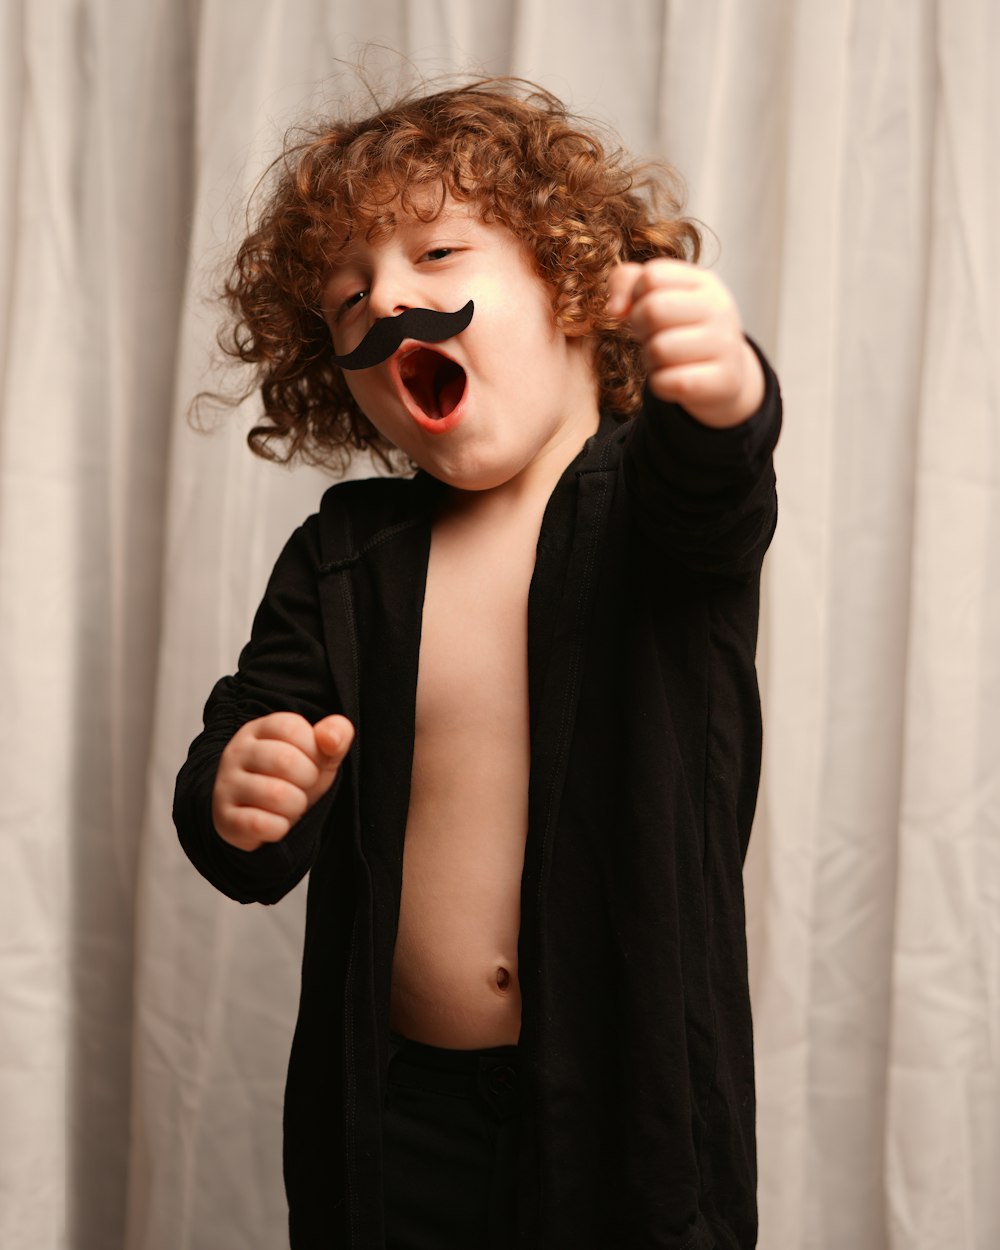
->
xmin=389 ymin=342 xmax=468 ymax=435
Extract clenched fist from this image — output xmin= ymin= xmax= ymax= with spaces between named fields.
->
xmin=606 ymin=258 xmax=765 ymax=428
xmin=211 ymin=712 xmax=355 ymax=852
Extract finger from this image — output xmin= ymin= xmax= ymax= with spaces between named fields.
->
xmin=605 ymin=263 xmax=645 ymax=318
xmin=235 ymin=737 xmax=321 ymax=791
xmin=313 ymin=715 xmax=355 ymax=766
xmin=647 ymin=359 xmax=737 ymax=411
xmin=645 ymin=318 xmax=739 ymax=368
xmin=217 ymin=804 xmax=293 ymax=849
xmin=626 ymin=257 xmax=703 ymax=303
xmin=628 ymin=288 xmax=715 ymax=340
xmin=225 ymin=771 xmax=311 ymax=824
xmin=305 ymin=716 xmax=355 ymax=804
xmin=252 ymin=711 xmax=322 ymax=757
xmin=607 ymin=257 xmax=702 ymax=316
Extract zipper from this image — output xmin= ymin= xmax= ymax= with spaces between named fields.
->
xmin=324 ymin=536 xmax=365 ymax=1248
xmin=527 ymin=435 xmax=616 ymax=1228
xmin=532 ymin=439 xmax=616 ymax=920
xmin=323 ymin=503 xmax=431 ymax=1248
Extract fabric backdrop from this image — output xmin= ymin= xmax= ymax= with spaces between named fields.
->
xmin=1 ymin=1 xmax=997 ymax=1247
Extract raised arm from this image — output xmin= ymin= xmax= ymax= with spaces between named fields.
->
xmin=608 ymin=259 xmax=781 ymax=580
xmin=607 ymin=258 xmax=765 ymax=428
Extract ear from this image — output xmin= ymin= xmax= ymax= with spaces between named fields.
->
xmin=565 ymin=326 xmax=601 ymax=382
xmin=552 ymin=295 xmax=594 ymax=338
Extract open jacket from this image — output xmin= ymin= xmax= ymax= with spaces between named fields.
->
xmin=174 ymin=349 xmax=781 ymax=1250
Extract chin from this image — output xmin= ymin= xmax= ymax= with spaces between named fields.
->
xmin=411 ymin=449 xmax=515 ymax=493
xmin=438 ymin=463 xmax=520 ymax=492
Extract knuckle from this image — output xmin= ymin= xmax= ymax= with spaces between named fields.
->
xmin=265 ymin=739 xmax=297 ymax=778
xmin=247 ymin=808 xmax=285 ymax=841
xmin=264 ymin=711 xmax=303 ymax=738
xmin=261 ymin=775 xmax=293 ymax=811
xmin=644 ymin=335 xmax=675 ymax=370
xmin=213 ymin=800 xmax=236 ymax=832
xmin=220 ymin=735 xmax=246 ymax=766
xmin=317 ymin=761 xmax=340 ymax=789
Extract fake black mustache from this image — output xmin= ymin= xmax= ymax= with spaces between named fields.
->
xmin=331 ymin=300 xmax=475 ymax=370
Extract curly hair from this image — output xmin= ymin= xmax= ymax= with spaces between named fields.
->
xmin=213 ymin=77 xmax=703 ymax=473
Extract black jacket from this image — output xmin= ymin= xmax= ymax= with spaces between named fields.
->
xmin=174 ymin=352 xmax=781 ymax=1249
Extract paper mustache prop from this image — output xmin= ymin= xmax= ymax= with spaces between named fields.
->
xmin=331 ymin=301 xmax=475 ymax=370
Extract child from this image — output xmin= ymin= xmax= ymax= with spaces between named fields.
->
xmin=175 ymin=77 xmax=780 ymax=1250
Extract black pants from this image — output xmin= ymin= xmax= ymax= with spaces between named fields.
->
xmin=382 ymin=1034 xmax=520 ymax=1250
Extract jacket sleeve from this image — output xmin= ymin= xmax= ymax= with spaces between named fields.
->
xmin=172 ymin=510 xmax=343 ymax=905
xmin=621 ymin=337 xmax=781 ymax=581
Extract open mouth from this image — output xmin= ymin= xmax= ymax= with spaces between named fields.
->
xmin=397 ymin=347 xmax=467 ymax=423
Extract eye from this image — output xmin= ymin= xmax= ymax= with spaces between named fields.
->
xmin=422 ymin=247 xmax=455 ymax=262
xmin=336 ymin=289 xmax=367 ymax=319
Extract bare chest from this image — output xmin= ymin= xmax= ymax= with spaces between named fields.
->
xmin=388 ymin=504 xmax=542 ymax=1047
xmin=416 ymin=524 xmax=535 ymax=731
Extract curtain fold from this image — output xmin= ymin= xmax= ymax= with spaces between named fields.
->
xmin=0 ymin=2 xmax=996 ymax=1247
xmin=886 ymin=4 xmax=1000 ymax=1247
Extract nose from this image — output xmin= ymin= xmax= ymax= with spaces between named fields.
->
xmin=365 ymin=271 xmax=415 ymax=322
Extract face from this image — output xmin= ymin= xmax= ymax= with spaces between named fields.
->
xmin=321 ymin=199 xmax=601 ymax=494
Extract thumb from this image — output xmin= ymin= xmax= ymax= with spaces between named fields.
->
xmin=313 ymin=715 xmax=355 ymax=769
xmin=605 ymin=262 xmax=644 ymax=320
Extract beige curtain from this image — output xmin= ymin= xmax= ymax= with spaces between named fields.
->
xmin=1 ymin=2 xmax=996 ymax=1247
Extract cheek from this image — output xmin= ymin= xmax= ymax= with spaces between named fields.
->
xmin=343 ymin=373 xmax=365 ymax=405
xmin=516 ymin=283 xmax=564 ymax=346
xmin=342 ymin=375 xmax=417 ymax=456
xmin=344 ymin=372 xmax=380 ymax=415
xmin=343 ymin=375 xmax=388 ymax=436
xmin=484 ymin=307 xmax=560 ymax=380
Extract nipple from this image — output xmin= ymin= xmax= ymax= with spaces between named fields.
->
xmin=496 ymin=966 xmax=511 ymax=992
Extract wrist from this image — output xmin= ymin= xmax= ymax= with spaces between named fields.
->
xmin=696 ymin=340 xmax=766 ymax=429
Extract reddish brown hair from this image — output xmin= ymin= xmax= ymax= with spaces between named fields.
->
xmin=213 ymin=77 xmax=702 ymax=472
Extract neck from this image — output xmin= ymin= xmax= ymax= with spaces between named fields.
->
xmin=448 ymin=408 xmax=601 ymax=524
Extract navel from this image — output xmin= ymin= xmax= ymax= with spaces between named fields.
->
xmin=495 ymin=966 xmax=511 ymax=992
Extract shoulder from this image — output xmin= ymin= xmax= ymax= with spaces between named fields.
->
xmin=311 ymin=471 xmax=440 ymax=562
